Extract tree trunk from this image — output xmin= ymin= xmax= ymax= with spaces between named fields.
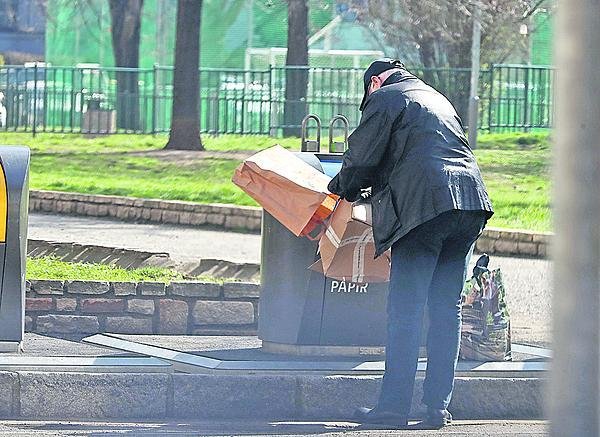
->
xmin=165 ymin=0 xmax=203 ymax=150
xmin=446 ymin=25 xmax=474 ymax=122
xmin=283 ymin=0 xmax=309 ymax=138
xmin=109 ymin=0 xmax=143 ymax=131
xmin=417 ymin=36 xmax=439 ymax=86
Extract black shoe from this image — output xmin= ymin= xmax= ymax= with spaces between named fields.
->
xmin=353 ymin=407 xmax=408 ymax=427
xmin=425 ymin=407 xmax=452 ymax=428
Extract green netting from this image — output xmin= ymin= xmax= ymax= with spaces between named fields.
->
xmin=45 ymin=0 xmax=337 ymax=69
xmin=530 ymin=10 xmax=553 ymax=66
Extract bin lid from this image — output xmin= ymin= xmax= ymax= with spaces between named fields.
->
xmin=293 ymin=152 xmax=343 ymax=178
xmin=317 ymin=153 xmax=343 ymax=178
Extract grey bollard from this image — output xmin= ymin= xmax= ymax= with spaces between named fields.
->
xmin=0 ymin=146 xmax=30 ymax=353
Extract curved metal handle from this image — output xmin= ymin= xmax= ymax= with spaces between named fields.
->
xmin=328 ymin=115 xmax=349 ymax=153
xmin=301 ymin=114 xmax=321 ymax=152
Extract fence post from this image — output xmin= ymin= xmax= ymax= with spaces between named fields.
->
xmin=240 ymin=70 xmax=245 ymax=135
xmin=152 ymin=63 xmax=158 ymax=136
xmin=32 ymin=63 xmax=38 ymax=137
xmin=488 ymin=65 xmax=494 ymax=132
xmin=268 ymin=65 xmax=275 ymax=137
xmin=214 ymin=75 xmax=220 ymax=135
xmin=523 ymin=67 xmax=530 ymax=132
xmin=3 ymin=67 xmax=8 ymax=131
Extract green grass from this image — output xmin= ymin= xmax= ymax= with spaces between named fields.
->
xmin=474 ymin=133 xmax=551 ymax=231
xmin=27 ymin=256 xmax=186 ymax=282
xmin=1 ymin=131 xmax=552 ymax=231
xmin=477 ymin=132 xmax=551 ymax=150
xmin=0 ymin=132 xmax=299 ymax=153
xmin=26 ymin=256 xmax=227 ymax=283
xmin=32 ymin=154 xmax=256 ymax=205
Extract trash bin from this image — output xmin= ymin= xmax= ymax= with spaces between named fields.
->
xmin=0 ymin=146 xmax=30 ymax=352
xmin=259 ymin=115 xmax=388 ymax=355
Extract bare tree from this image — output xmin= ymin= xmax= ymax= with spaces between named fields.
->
xmin=356 ymin=0 xmax=553 ymax=69
xmin=165 ymin=0 xmax=203 ymax=150
xmin=108 ymin=0 xmax=144 ymax=131
xmin=353 ymin=0 xmax=553 ymax=118
xmin=283 ymin=0 xmax=309 ymax=137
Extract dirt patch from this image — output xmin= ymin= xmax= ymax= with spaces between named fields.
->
xmin=129 ymin=149 xmax=255 ymax=164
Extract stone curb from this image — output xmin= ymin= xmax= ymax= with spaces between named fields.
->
xmin=0 ymin=371 xmax=546 ymax=420
xmin=30 ymin=190 xmax=262 ymax=232
xmin=27 ymin=239 xmax=174 ymax=270
xmin=30 ymin=190 xmax=550 ymax=258
xmin=27 ymin=239 xmax=260 ymax=282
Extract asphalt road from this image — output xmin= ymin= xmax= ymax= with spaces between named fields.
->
xmin=0 ymin=420 xmax=549 ymax=436
xmin=28 ymin=213 xmax=553 ymax=346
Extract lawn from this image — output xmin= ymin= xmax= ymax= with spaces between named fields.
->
xmin=0 ymin=132 xmax=299 ymax=153
xmin=0 ymin=131 xmax=551 ymax=231
xmin=27 ymin=256 xmax=226 ymax=283
xmin=475 ymin=133 xmax=550 ymax=231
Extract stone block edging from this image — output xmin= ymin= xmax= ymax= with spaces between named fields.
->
xmin=25 ymin=279 xmax=260 ymax=336
xmin=29 ymin=190 xmax=551 ymax=258
xmin=478 ymin=227 xmax=552 ymax=258
xmin=0 ymin=371 xmax=545 ymax=420
xmin=29 ymin=190 xmax=262 ymax=232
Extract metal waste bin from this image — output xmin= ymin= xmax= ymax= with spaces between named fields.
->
xmin=259 ymin=116 xmax=388 ymax=355
xmin=0 ymin=146 xmax=30 ymax=352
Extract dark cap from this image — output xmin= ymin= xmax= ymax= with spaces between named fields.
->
xmin=359 ymin=58 xmax=404 ymax=111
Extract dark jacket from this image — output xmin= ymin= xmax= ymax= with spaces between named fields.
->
xmin=328 ymin=69 xmax=493 ymax=257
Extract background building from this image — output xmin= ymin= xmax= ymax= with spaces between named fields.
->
xmin=0 ymin=0 xmax=45 ymax=63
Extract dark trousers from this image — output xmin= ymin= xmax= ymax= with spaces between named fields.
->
xmin=377 ymin=210 xmax=487 ymax=415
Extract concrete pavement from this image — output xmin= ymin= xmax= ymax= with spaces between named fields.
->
xmin=28 ymin=213 xmax=553 ymax=346
xmin=28 ymin=213 xmax=261 ymax=265
xmin=0 ymin=333 xmax=547 ymax=422
xmin=0 ymin=419 xmax=549 ymax=436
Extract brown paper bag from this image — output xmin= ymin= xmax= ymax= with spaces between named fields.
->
xmin=312 ymin=200 xmax=391 ymax=283
xmin=232 ymin=145 xmax=338 ymax=237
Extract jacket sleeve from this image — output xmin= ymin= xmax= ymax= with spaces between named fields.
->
xmin=328 ymin=96 xmax=393 ymax=201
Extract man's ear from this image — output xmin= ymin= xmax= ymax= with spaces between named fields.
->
xmin=369 ymin=76 xmax=380 ymax=93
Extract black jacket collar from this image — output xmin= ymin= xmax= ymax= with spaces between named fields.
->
xmin=382 ymin=69 xmax=418 ymax=87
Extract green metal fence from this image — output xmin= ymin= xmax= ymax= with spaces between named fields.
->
xmin=0 ymin=64 xmax=554 ymax=136
xmin=487 ymin=64 xmax=555 ymax=132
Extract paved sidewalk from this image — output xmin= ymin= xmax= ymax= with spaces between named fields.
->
xmin=0 ymin=420 xmax=549 ymax=436
xmin=29 ymin=213 xmax=261 ymax=264
xmin=28 ymin=213 xmax=552 ymax=346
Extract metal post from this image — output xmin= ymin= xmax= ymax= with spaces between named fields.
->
xmin=487 ymin=66 xmax=494 ymax=132
xmin=551 ymin=0 xmax=600 ymax=435
xmin=523 ymin=67 xmax=530 ymax=132
xmin=268 ymin=65 xmax=276 ymax=137
xmin=152 ymin=64 xmax=158 ymax=136
xmin=32 ymin=63 xmax=37 ymax=137
xmin=468 ymin=1 xmax=481 ymax=148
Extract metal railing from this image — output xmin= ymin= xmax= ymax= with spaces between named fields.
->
xmin=0 ymin=63 xmax=554 ymax=136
